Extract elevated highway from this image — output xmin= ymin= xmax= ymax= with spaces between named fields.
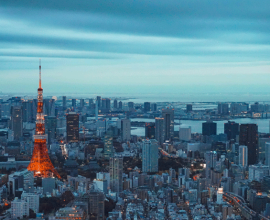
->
xmin=223 ymin=192 xmax=269 ymax=220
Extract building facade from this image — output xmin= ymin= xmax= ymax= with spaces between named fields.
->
xmin=142 ymin=139 xmax=158 ymax=173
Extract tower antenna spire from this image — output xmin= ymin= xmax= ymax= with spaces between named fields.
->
xmin=39 ymin=59 xmax=41 ymax=89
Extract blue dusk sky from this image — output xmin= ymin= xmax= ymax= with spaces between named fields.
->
xmin=0 ymin=0 xmax=270 ymax=94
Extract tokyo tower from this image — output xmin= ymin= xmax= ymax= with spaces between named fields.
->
xmin=27 ymin=61 xmax=61 ymax=179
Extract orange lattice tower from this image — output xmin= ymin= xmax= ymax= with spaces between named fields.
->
xmin=27 ymin=60 xmax=61 ymax=179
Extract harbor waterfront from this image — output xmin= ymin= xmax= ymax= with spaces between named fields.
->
xmin=131 ymin=118 xmax=270 ymax=136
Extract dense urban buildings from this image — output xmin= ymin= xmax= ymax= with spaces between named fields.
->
xmin=2 ymin=64 xmax=270 ymax=219
xmin=2 ymin=0 xmax=270 ymax=218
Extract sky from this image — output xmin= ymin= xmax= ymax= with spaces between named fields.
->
xmin=0 ymin=0 xmax=270 ymax=94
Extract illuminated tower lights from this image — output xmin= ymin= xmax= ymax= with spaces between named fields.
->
xmin=27 ymin=60 xmax=60 ymax=179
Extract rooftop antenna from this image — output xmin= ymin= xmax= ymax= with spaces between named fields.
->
xmin=39 ymin=59 xmax=42 ymax=89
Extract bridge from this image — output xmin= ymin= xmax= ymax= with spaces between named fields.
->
xmin=223 ymin=192 xmax=269 ymax=220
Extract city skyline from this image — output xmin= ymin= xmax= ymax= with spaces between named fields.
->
xmin=2 ymin=1 xmax=270 ymax=219
xmin=1 ymin=0 xmax=270 ymax=93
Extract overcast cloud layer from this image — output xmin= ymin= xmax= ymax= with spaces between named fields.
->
xmin=0 ymin=0 xmax=270 ymax=93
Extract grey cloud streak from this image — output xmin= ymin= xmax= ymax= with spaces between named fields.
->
xmin=0 ymin=0 xmax=270 ymax=93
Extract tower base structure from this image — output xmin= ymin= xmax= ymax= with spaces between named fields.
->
xmin=28 ymin=138 xmax=60 ymax=178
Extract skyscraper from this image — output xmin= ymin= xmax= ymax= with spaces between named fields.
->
xmin=118 ymin=101 xmax=122 ymax=109
xmin=80 ymin=99 xmax=84 ymax=108
xmin=11 ymin=106 xmax=23 ymax=141
xmin=239 ymin=145 xmax=248 ymax=168
xmin=142 ymin=139 xmax=158 ymax=173
xmin=155 ymin=117 xmax=164 ymax=144
xmin=224 ymin=121 xmax=239 ymax=141
xmin=101 ymin=98 xmax=106 ymax=110
xmin=43 ymin=99 xmax=55 ymax=116
xmin=258 ymin=138 xmax=270 ymax=162
xmin=113 ymin=99 xmax=117 ymax=109
xmin=72 ymin=99 xmax=76 ymax=109
xmin=265 ymin=142 xmax=270 ymax=166
xmin=239 ymin=124 xmax=258 ymax=165
xmin=32 ymin=99 xmax=38 ymax=121
xmin=45 ymin=116 xmax=57 ymax=146
xmin=95 ymin=99 xmax=99 ymax=121
xmin=162 ymin=108 xmax=174 ymax=141
xmin=151 ymin=103 xmax=157 ymax=111
xmin=121 ymin=119 xmax=131 ymax=141
xmin=62 ymin=96 xmax=67 ymax=109
xmin=218 ymin=103 xmax=229 ymax=115
xmin=66 ymin=112 xmax=79 ymax=142
xmin=110 ymin=156 xmax=123 ymax=193
xmin=106 ymin=98 xmax=111 ymax=110
xmin=101 ymin=98 xmax=110 ymax=112
xmin=89 ymin=190 xmax=105 ymax=220
xmin=0 ymin=102 xmax=10 ymax=117
xmin=145 ymin=122 xmax=155 ymax=139
xmin=89 ymin=98 xmax=94 ymax=106
xmin=205 ymin=151 xmax=217 ymax=179
xmin=202 ymin=121 xmax=217 ymax=136
xmin=22 ymin=100 xmax=34 ymax=123
xmin=144 ymin=102 xmax=151 ymax=112
xmin=186 ymin=104 xmax=192 ymax=112
xmin=103 ymin=128 xmax=114 ymax=159
xmin=96 ymin=96 xmax=101 ymax=110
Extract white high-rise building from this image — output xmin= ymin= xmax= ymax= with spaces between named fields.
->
xmin=142 ymin=139 xmax=158 ymax=173
xmin=11 ymin=197 xmax=29 ymax=219
xmin=239 ymin=145 xmax=248 ymax=168
xmin=121 ymin=119 xmax=131 ymax=141
xmin=21 ymin=192 xmax=39 ymax=213
xmin=265 ymin=142 xmax=270 ymax=166
xmin=109 ymin=157 xmax=123 ymax=194
xmin=179 ymin=127 xmax=191 ymax=141
xmin=216 ymin=188 xmax=224 ymax=204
